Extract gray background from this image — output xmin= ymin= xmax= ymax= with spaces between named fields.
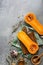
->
xmin=0 ymin=0 xmax=43 ymax=65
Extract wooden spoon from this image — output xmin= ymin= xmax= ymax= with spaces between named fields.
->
xmin=31 ymin=53 xmax=43 ymax=65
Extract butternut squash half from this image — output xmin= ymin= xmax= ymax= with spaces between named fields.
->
xmin=17 ymin=31 xmax=39 ymax=54
xmin=24 ymin=13 xmax=43 ymax=35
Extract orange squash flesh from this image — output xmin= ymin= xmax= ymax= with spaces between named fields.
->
xmin=24 ymin=13 xmax=43 ymax=35
xmin=17 ymin=31 xmax=39 ymax=54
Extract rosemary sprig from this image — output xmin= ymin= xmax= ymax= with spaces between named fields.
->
xmin=12 ymin=21 xmax=23 ymax=33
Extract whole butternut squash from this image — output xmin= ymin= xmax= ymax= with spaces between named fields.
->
xmin=24 ymin=13 xmax=43 ymax=35
xmin=17 ymin=31 xmax=39 ymax=54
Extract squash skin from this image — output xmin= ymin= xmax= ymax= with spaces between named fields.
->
xmin=17 ymin=31 xmax=39 ymax=54
xmin=24 ymin=13 xmax=43 ymax=35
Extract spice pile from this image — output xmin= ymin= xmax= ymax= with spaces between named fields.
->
xmin=6 ymin=13 xmax=43 ymax=65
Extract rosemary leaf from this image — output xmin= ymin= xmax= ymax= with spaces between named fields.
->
xmin=22 ymin=54 xmax=32 ymax=59
xmin=12 ymin=43 xmax=21 ymax=49
xmin=27 ymin=54 xmax=32 ymax=59
xmin=34 ymin=32 xmax=43 ymax=46
xmin=13 ymin=38 xmax=18 ymax=43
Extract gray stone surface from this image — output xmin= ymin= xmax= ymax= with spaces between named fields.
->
xmin=0 ymin=0 xmax=43 ymax=65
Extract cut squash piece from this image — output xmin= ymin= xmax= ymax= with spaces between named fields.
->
xmin=24 ymin=13 xmax=43 ymax=35
xmin=17 ymin=31 xmax=39 ymax=54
